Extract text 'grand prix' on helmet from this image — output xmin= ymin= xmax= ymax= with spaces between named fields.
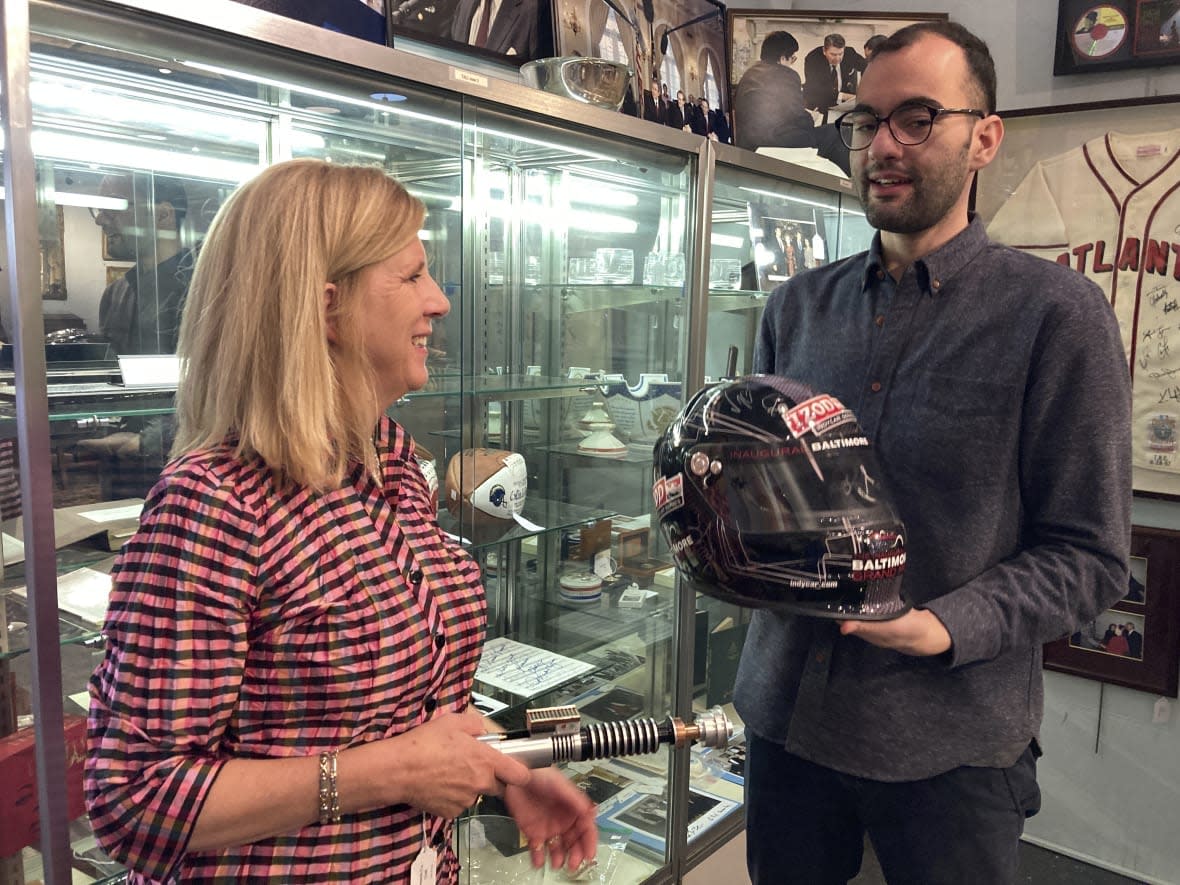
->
xmin=652 ymin=375 xmax=909 ymax=620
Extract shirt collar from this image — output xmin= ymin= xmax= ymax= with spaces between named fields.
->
xmin=862 ymin=213 xmax=990 ymax=295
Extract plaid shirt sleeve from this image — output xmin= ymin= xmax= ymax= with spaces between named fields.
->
xmin=86 ymin=458 xmax=260 ymax=881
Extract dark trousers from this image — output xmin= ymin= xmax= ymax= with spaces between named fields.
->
xmin=744 ymin=732 xmax=1041 ymax=885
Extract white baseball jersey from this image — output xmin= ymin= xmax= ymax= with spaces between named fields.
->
xmin=987 ymin=129 xmax=1180 ymax=494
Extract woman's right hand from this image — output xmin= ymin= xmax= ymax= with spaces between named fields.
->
xmin=342 ymin=710 xmax=532 ymax=820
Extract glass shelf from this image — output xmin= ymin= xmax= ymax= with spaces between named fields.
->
xmin=437 ymin=496 xmax=616 ymax=551
xmin=403 ymin=373 xmax=617 ymax=403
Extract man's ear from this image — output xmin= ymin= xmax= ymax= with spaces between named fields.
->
xmin=155 ymin=201 xmax=177 ymax=232
xmin=970 ymin=114 xmax=1004 ymax=172
xmin=324 ymin=282 xmax=339 ymax=345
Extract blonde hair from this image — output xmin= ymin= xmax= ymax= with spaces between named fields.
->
xmin=172 ymin=159 xmax=425 ymax=491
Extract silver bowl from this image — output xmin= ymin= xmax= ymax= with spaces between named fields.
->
xmin=521 ymin=57 xmax=633 ymax=110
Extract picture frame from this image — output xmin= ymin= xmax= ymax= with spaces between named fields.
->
xmin=972 ymin=96 xmax=1180 ymax=500
xmin=40 ymin=206 xmax=67 ymax=301
xmin=725 ymin=9 xmax=948 ymax=145
xmin=1043 ymin=525 xmax=1180 ymax=697
xmin=385 ymin=0 xmax=556 ymax=66
xmin=230 ymin=0 xmax=388 ymax=45
xmin=554 ymin=0 xmax=728 ymax=123
xmin=1053 ymin=0 xmax=1180 ymax=76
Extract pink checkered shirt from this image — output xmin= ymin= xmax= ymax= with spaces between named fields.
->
xmin=86 ymin=417 xmax=486 ymax=883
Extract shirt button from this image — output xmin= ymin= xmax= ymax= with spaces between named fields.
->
xmin=870 ymin=381 xmax=882 ymax=393
xmin=435 ymin=634 xmax=445 ymax=649
xmin=409 ymin=569 xmax=424 ymax=585
xmin=931 ymin=279 xmax=941 ymax=291
xmin=815 ymin=653 xmax=826 ymax=663
xmin=876 ymin=270 xmax=885 ymax=280
xmin=874 ymin=315 xmax=885 ymax=327
xmin=424 ymin=697 xmax=437 ymax=713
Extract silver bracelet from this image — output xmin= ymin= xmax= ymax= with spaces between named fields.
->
xmin=318 ymin=750 xmax=341 ymax=825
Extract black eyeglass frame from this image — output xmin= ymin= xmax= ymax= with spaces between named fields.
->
xmin=833 ymin=103 xmax=987 ymax=151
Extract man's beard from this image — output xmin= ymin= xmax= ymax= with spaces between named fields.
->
xmin=856 ymin=139 xmax=971 ymax=235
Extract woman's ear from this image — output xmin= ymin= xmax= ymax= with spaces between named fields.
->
xmin=324 ymin=282 xmax=339 ymax=345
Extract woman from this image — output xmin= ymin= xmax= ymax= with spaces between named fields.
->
xmin=85 ymin=159 xmax=597 ymax=883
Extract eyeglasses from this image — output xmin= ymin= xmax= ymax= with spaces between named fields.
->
xmin=834 ymin=102 xmax=986 ymax=151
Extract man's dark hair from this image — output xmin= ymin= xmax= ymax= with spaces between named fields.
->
xmin=872 ymin=21 xmax=997 ymax=114
xmin=863 ymin=34 xmax=887 ymax=55
xmin=823 ymin=33 xmax=846 ymax=50
xmin=760 ymin=30 xmax=799 ymax=62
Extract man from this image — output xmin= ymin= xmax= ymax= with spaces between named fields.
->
xmin=733 ymin=30 xmax=851 ymax=175
xmin=642 ymin=80 xmax=666 ymax=125
xmin=93 ymin=173 xmax=193 ymax=356
xmin=736 ymin=21 xmax=1130 ymax=884
xmin=450 ymin=0 xmax=539 ymax=58
xmin=863 ymin=33 xmax=887 ymax=60
xmin=1124 ymin=622 xmax=1143 ymax=658
xmin=691 ymin=97 xmax=729 ymax=144
xmin=88 ymin=173 xmax=195 ymax=498
xmin=666 ymin=89 xmax=689 ymax=131
xmin=802 ymin=33 xmax=866 ymax=113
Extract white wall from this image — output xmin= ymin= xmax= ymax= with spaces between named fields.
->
xmin=735 ymin=2 xmax=1180 ymax=882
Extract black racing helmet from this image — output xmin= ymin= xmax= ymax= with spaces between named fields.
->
xmin=652 ymin=375 xmax=908 ymax=620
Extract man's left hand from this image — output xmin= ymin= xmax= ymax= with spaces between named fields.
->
xmin=838 ymin=608 xmax=951 ymax=657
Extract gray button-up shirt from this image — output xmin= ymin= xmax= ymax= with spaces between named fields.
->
xmin=734 ymin=215 xmax=1131 ymax=780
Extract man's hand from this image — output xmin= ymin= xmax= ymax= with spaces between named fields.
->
xmin=838 ymin=608 xmax=951 ymax=657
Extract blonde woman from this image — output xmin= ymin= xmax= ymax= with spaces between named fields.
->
xmin=86 ymin=159 xmax=597 ymax=883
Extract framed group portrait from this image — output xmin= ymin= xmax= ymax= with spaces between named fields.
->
xmin=972 ymin=95 xmax=1180 ymax=501
xmin=1054 ymin=0 xmax=1180 ymax=75
xmin=1043 ymin=526 xmax=1180 ymax=697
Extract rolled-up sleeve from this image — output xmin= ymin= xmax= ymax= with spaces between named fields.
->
xmin=86 ymin=474 xmax=258 ymax=881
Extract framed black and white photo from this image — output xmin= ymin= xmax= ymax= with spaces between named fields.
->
xmin=1043 ymin=525 xmax=1180 ymax=697
xmin=385 ymin=0 xmax=556 ymax=64
xmin=725 ymin=9 xmax=947 ymax=146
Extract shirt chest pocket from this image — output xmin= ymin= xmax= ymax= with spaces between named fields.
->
xmin=240 ymin=580 xmax=384 ymax=725
xmin=902 ymin=373 xmax=1022 ymax=489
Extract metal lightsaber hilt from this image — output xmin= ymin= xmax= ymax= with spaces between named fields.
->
xmin=479 ymin=705 xmax=733 ymax=769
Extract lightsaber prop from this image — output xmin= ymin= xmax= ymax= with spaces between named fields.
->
xmin=479 ymin=705 xmax=732 ymax=768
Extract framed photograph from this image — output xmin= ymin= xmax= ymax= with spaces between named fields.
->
xmin=973 ymin=96 xmax=1180 ymax=500
xmin=726 ymin=9 xmax=948 ymax=144
xmin=1043 ymin=526 xmax=1180 ymax=697
xmin=385 ymin=0 xmax=555 ymax=65
xmin=555 ymin=0 xmax=727 ymax=124
xmin=230 ymin=1 xmax=387 ymax=45
xmin=40 ymin=205 xmax=67 ymax=300
xmin=1054 ymin=0 xmax=1180 ymax=75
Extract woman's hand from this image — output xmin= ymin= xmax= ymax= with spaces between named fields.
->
xmin=346 ymin=710 xmax=532 ymax=820
xmin=504 ymin=767 xmax=598 ymax=873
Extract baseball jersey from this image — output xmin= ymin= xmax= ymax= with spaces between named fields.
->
xmin=987 ymin=129 xmax=1180 ymax=495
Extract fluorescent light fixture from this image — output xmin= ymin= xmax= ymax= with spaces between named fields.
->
xmin=710 ymin=232 xmax=745 ymax=249
xmin=737 ymin=185 xmax=842 ymax=211
xmin=567 ymin=176 xmax=639 ymax=208
xmin=567 ymin=210 xmax=638 ymax=234
xmin=31 ymin=130 xmax=260 ymax=182
xmin=181 ymin=59 xmax=456 ymax=131
xmin=53 ymin=192 xmax=129 ymax=210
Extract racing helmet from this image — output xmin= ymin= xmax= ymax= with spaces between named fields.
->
xmin=652 ymin=375 xmax=908 ymax=620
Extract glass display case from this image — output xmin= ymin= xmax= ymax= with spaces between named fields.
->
xmin=0 ymin=1 xmax=868 ymax=883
